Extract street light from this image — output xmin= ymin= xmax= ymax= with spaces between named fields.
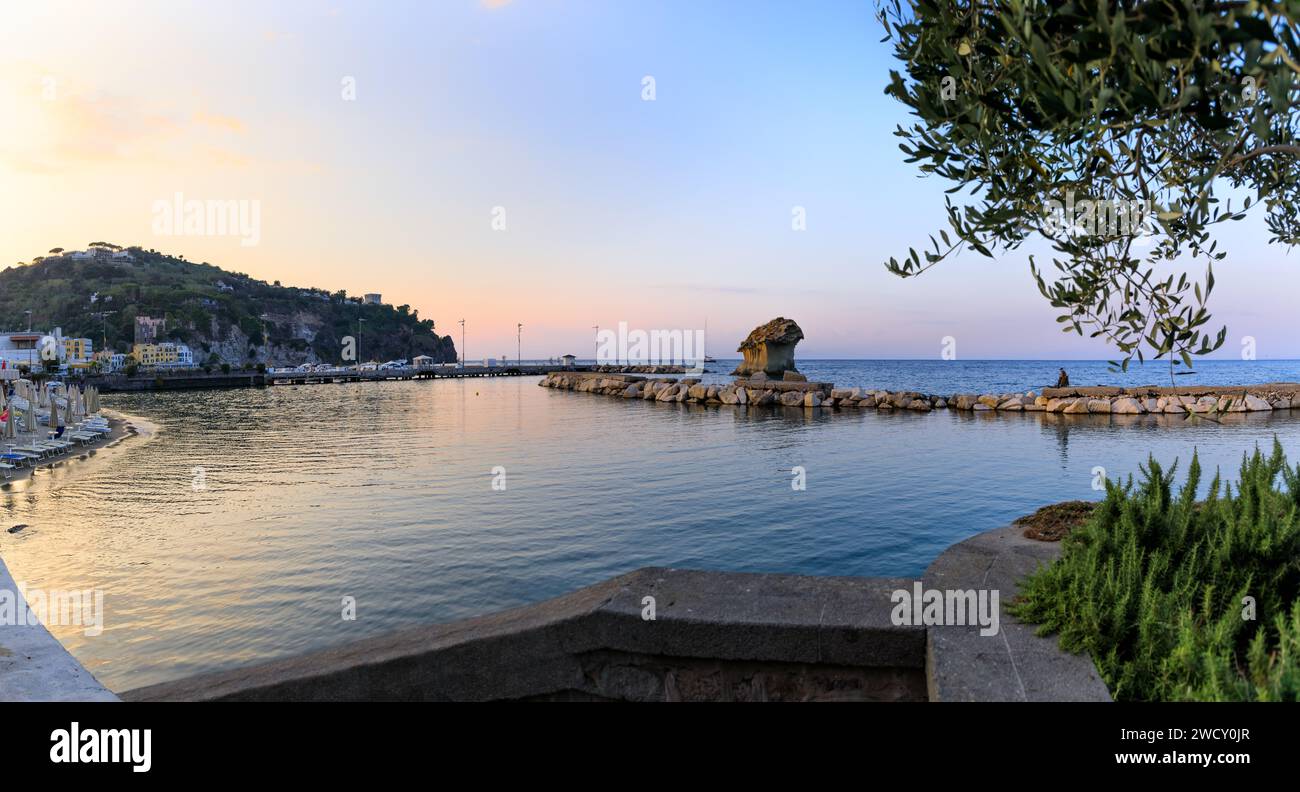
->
xmin=517 ymin=323 xmax=523 ymax=367
xmin=92 ymin=310 xmax=116 ymax=355
xmin=592 ymin=325 xmax=599 ymax=367
xmin=458 ymin=319 xmax=466 ymax=368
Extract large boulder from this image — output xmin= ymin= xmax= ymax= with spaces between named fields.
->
xmin=730 ymin=317 xmax=804 ymax=378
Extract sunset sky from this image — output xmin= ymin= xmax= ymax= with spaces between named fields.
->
xmin=2 ymin=0 xmax=1296 ymax=361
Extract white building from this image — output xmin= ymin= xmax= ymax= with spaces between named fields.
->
xmin=0 ymin=331 xmax=42 ymax=368
xmin=0 ymin=327 xmax=77 ymax=368
xmin=363 ymin=293 xmax=382 ymax=305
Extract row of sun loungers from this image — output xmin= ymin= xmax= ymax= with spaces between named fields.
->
xmin=1 ymin=417 xmax=111 ymax=477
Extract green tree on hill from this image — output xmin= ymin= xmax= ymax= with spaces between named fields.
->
xmin=0 ymin=247 xmax=457 ymax=366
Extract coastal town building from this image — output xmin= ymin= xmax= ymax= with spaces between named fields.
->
xmin=132 ymin=344 xmax=172 ymax=366
xmin=0 ymin=331 xmax=42 ymax=368
xmin=63 ymin=337 xmax=93 ymax=363
xmin=64 ymin=247 xmax=131 ymax=262
xmin=131 ymin=342 xmax=194 ymax=368
xmin=0 ymin=327 xmax=92 ymax=369
xmin=135 ymin=316 xmax=167 ymax=345
xmin=363 ymin=293 xmax=382 ymax=305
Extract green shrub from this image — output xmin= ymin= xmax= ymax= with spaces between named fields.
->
xmin=1013 ymin=440 xmax=1300 ymax=701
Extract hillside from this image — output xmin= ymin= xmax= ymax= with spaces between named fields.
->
xmin=1 ymin=246 xmax=457 ymax=367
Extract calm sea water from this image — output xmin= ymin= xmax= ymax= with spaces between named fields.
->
xmin=3 ymin=359 xmax=1300 ymax=691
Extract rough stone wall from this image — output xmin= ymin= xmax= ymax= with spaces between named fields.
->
xmin=541 ymin=372 xmax=1300 ymax=416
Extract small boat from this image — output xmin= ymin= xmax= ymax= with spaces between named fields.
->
xmin=703 ymin=355 xmax=717 ymax=363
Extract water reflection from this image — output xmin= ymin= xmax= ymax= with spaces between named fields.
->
xmin=1 ymin=375 xmax=1298 ymax=691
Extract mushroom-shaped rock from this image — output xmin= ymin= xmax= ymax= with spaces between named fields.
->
xmin=731 ymin=317 xmax=805 ymax=377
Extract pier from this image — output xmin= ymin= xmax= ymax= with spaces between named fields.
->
xmin=85 ymin=365 xmax=594 ymax=392
xmin=266 ymin=364 xmax=571 ymax=385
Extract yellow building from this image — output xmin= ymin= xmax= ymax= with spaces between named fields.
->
xmin=132 ymin=343 xmax=179 ymax=366
xmin=63 ymin=337 xmax=93 ymax=363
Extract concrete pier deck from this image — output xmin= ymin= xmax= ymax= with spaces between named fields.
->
xmin=0 ymin=557 xmax=118 ymax=701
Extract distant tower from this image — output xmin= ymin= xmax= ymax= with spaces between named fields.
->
xmin=135 ymin=315 xmax=166 ymax=345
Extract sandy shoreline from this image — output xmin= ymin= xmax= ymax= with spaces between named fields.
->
xmin=1 ymin=411 xmax=143 ymax=486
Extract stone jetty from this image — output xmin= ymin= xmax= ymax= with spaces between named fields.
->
xmin=543 ymin=319 xmax=1300 ymax=417
xmin=540 ymin=371 xmax=1300 ymax=416
xmin=588 ymin=364 xmax=698 ymax=375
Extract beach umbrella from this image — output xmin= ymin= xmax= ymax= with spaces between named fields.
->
xmin=49 ymin=398 xmax=59 ymax=430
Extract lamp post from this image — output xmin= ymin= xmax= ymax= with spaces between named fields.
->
xmin=517 ymin=323 xmax=522 ymax=367
xmin=592 ymin=325 xmax=599 ymax=367
xmin=92 ymin=310 xmax=116 ymax=358
xmin=458 ymin=319 xmax=465 ymax=368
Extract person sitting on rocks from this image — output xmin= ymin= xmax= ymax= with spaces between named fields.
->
xmin=1055 ymin=368 xmax=1070 ymax=388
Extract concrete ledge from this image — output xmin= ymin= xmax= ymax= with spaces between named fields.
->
xmin=0 ymin=558 xmax=118 ymax=702
xmin=124 ymin=568 xmax=926 ymax=702
xmin=924 ymin=525 xmax=1111 ymax=702
xmin=6 ymin=532 xmax=1113 ymax=702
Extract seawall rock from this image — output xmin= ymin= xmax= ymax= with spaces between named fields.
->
xmin=538 ymin=372 xmax=1300 ymax=421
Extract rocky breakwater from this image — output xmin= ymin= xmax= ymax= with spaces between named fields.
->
xmin=591 ymin=364 xmax=697 ymax=374
xmin=540 ymin=371 xmax=950 ymax=411
xmin=540 ymin=372 xmax=1300 ymax=418
xmin=542 ymin=318 xmax=1300 ymax=419
xmin=541 ymin=371 xmax=842 ymax=408
xmin=1022 ymin=384 xmax=1300 ymax=415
